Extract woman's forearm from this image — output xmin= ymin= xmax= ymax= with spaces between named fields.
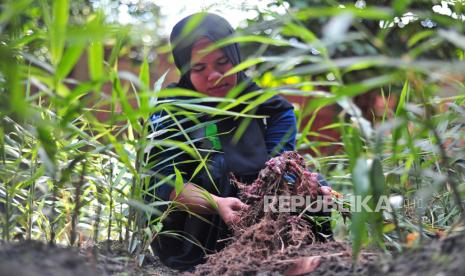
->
xmin=168 ymin=183 xmax=220 ymax=214
xmin=168 ymin=183 xmax=248 ymax=226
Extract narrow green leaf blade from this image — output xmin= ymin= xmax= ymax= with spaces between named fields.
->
xmin=50 ymin=0 xmax=69 ymax=66
xmin=174 ymin=165 xmax=183 ymax=196
xmin=88 ymin=41 xmax=104 ymax=81
xmin=56 ymin=42 xmax=86 ymax=81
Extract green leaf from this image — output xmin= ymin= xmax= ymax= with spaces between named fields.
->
xmin=149 ymin=71 xmax=169 ymax=108
xmin=107 ymin=133 xmax=136 ymax=176
xmin=396 ymin=80 xmax=409 ymax=117
xmin=151 ymin=139 xmax=196 ymax=159
xmin=295 ymin=6 xmax=393 ymax=21
xmin=0 ymin=0 xmax=33 ymax=27
xmin=154 ymin=222 xmax=163 ymax=233
xmin=37 ymin=125 xmax=57 ymax=163
xmin=351 ymin=157 xmax=370 ymax=263
xmin=393 ymin=0 xmax=411 ymax=15
xmin=138 ymin=58 xmax=150 ymax=112
xmin=407 ymin=30 xmax=435 ymax=48
xmin=383 ymin=223 xmax=396 ymax=233
xmin=155 ymin=88 xmax=205 ymax=99
xmin=66 ymin=24 xmax=122 ymax=45
xmin=282 ymin=22 xmax=318 ymax=43
xmin=125 ymin=199 xmax=162 ymax=215
xmin=370 ymin=158 xmax=385 ymax=200
xmin=139 ymin=58 xmax=150 ymax=89
xmin=224 ymin=57 xmax=265 ymax=77
xmin=1 ymin=44 xmax=27 ymax=117
xmin=351 ymin=208 xmax=368 ymax=263
xmin=231 ymin=117 xmax=252 ymax=145
xmin=174 ymin=165 xmax=183 ymax=197
xmin=0 ymin=127 xmax=4 ymax=159
xmin=179 ymin=13 xmax=206 ymax=38
xmin=56 ymin=42 xmax=86 ymax=82
xmin=108 ymin=33 xmax=128 ymax=67
xmin=50 ymin=0 xmax=69 ymax=66
xmin=204 ymin=35 xmax=293 ymax=53
xmin=173 ymin=103 xmax=265 ymax=118
xmin=352 ymin=157 xmax=370 ymax=196
xmin=113 ymin=74 xmax=140 ymax=132
xmin=369 ymin=158 xmax=386 ymax=247
xmin=239 ymin=91 xmax=276 ymax=115
xmin=197 ymin=186 xmax=218 ymax=210
xmin=88 ymin=41 xmax=104 ymax=81
xmin=391 ymin=80 xmax=409 ymax=157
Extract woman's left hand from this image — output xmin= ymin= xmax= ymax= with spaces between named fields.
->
xmin=319 ymin=186 xmax=333 ymax=209
xmin=216 ymin=197 xmax=249 ymax=226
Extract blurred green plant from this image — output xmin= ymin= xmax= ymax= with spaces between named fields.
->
xmin=0 ymin=0 xmax=153 ymax=249
xmin=1 ymin=0 xmax=465 ymax=269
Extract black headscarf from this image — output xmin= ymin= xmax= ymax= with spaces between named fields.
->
xmin=169 ymin=13 xmax=247 ymax=89
xmin=168 ymin=12 xmax=293 ymax=114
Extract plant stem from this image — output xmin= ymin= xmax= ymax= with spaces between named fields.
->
xmin=93 ymin=185 xmax=103 ymax=244
xmin=49 ymin=178 xmax=58 ymax=246
xmin=4 ymin=182 xmax=10 ymax=242
xmin=1 ymin=125 xmax=10 ymax=241
xmin=119 ymin=203 xmax=123 ymax=242
xmin=107 ymin=158 xmax=113 ymax=251
xmin=27 ymin=156 xmax=36 ymax=240
xmin=71 ymin=161 xmax=86 ymax=246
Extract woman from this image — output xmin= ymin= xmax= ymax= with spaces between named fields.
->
xmin=146 ymin=12 xmax=331 ymax=271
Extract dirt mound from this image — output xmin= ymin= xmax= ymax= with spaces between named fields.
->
xmin=369 ymin=232 xmax=465 ymax=276
xmin=0 ymin=240 xmax=98 ymax=276
xmin=0 ymin=239 xmax=178 ymax=276
xmin=192 ymin=152 xmax=375 ymax=275
xmin=90 ymin=240 xmax=177 ymax=275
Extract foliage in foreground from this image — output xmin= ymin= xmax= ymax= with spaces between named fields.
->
xmin=0 ymin=0 xmax=464 ymax=264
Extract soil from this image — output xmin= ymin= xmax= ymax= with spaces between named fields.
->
xmin=0 ymin=239 xmax=375 ymax=276
xmin=368 ymin=232 xmax=465 ymax=276
xmin=0 ymin=239 xmax=178 ymax=276
xmin=0 ymin=240 xmax=98 ymax=276
xmin=2 ymin=235 xmax=465 ymax=276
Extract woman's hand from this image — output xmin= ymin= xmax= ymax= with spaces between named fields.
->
xmin=319 ymin=186 xmax=333 ymax=209
xmin=215 ymin=197 xmax=248 ymax=226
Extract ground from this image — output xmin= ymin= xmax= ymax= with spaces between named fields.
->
xmin=369 ymin=232 xmax=465 ymax=276
xmin=0 ymin=239 xmax=176 ymax=276
xmin=1 ymin=234 xmax=465 ymax=275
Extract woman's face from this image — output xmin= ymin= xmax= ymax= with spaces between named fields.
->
xmin=190 ymin=37 xmax=237 ymax=97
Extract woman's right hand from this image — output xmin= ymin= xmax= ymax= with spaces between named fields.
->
xmin=215 ymin=197 xmax=248 ymax=226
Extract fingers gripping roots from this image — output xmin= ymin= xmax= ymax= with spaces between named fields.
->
xmin=192 ymin=152 xmax=328 ymax=275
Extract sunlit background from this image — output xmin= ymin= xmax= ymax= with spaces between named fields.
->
xmin=75 ymin=0 xmax=463 ymax=46
xmin=85 ymin=0 xmax=288 ymax=45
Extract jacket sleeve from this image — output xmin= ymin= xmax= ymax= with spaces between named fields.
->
xmin=264 ymin=108 xmax=297 ymax=156
xmin=144 ymin=112 xmax=189 ymax=202
xmin=262 ymin=102 xmax=330 ymax=187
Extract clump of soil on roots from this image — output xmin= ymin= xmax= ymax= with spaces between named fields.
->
xmin=192 ymin=151 xmax=377 ymax=275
